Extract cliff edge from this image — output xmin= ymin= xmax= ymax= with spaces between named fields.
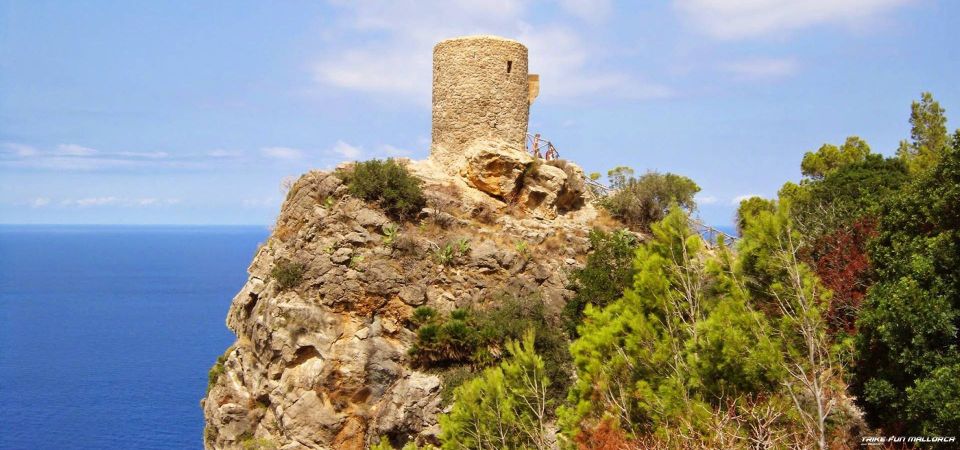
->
xmin=200 ymin=152 xmax=613 ymax=449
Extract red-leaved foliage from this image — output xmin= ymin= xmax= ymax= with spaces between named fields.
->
xmin=575 ymin=419 xmax=637 ymax=450
xmin=804 ymin=217 xmax=877 ymax=334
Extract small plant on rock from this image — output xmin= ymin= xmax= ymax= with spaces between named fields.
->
xmin=382 ymin=223 xmax=399 ymax=246
xmin=432 ymin=238 xmax=471 ymax=266
xmin=348 ymin=255 xmax=365 ymax=271
xmin=514 ymin=240 xmax=531 ymax=260
xmin=207 ymin=351 xmax=229 ymax=393
xmin=433 ymin=243 xmax=456 ymax=266
xmin=271 ymin=259 xmax=306 ymax=291
xmin=411 ymin=306 xmax=438 ymax=325
xmin=455 ymin=237 xmax=471 ymax=255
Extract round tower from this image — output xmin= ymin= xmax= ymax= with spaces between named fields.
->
xmin=431 ymin=35 xmax=532 ymax=171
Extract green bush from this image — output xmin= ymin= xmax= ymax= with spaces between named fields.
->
xmin=409 ymin=296 xmax=571 ymax=401
xmin=600 ymin=167 xmax=700 ymax=231
xmin=562 ymin=228 xmax=638 ymax=336
xmin=271 ymin=259 xmax=305 ymax=291
xmin=336 ymin=159 xmax=426 ymax=220
xmin=207 ymin=352 xmax=228 ymax=393
xmin=240 ymin=436 xmax=277 ymax=450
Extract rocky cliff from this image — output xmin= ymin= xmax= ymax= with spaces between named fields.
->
xmin=201 ymin=149 xmax=611 ymax=449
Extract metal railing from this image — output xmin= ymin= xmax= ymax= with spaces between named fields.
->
xmin=526 ymin=132 xmax=737 ymax=246
xmin=526 ymin=133 xmax=560 ymax=161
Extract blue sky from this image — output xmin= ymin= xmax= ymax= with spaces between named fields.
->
xmin=1 ymin=0 xmax=957 ymax=226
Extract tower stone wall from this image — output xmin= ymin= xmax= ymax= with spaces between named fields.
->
xmin=430 ymin=35 xmax=531 ymax=172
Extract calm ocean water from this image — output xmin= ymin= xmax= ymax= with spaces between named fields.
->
xmin=0 ymin=223 xmax=735 ymax=449
xmin=0 ymin=225 xmax=268 ymax=450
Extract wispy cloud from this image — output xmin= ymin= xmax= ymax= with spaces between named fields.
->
xmin=331 ymin=140 xmax=362 ymax=159
xmin=116 ymin=151 xmax=169 ymax=159
xmin=135 ymin=198 xmax=181 ymax=206
xmin=1 ymin=142 xmax=204 ymax=171
xmin=675 ymin=0 xmax=915 ymax=40
xmin=721 ymin=57 xmax=799 ymax=80
xmin=57 ymin=196 xmax=182 ymax=207
xmin=731 ymin=194 xmax=763 ymax=205
xmin=67 ymin=197 xmax=119 ymax=207
xmin=30 ymin=197 xmax=50 ymax=208
xmin=55 ymin=144 xmax=98 ymax=156
xmin=311 ymin=0 xmax=670 ymax=103
xmin=696 ymin=194 xmax=718 ymax=205
xmin=207 ymin=149 xmax=242 ymax=158
xmin=3 ymin=143 xmax=38 ymax=157
xmin=261 ymin=147 xmax=305 ymax=160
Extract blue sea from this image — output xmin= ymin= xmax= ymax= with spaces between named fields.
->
xmin=0 ymin=226 xmax=269 ymax=450
xmin=0 ymin=223 xmax=736 ymax=449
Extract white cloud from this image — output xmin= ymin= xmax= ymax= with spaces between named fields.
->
xmin=261 ymin=147 xmax=305 ymax=160
xmin=311 ymin=0 xmax=668 ymax=103
xmin=722 ymin=57 xmax=799 ymax=80
xmin=207 ymin=149 xmax=242 ymax=158
xmin=55 ymin=144 xmax=98 ymax=156
xmin=3 ymin=143 xmax=38 ymax=156
xmin=331 ymin=140 xmax=362 ymax=159
xmin=30 ymin=197 xmax=50 ymax=208
xmin=731 ymin=194 xmax=763 ymax=205
xmin=57 ymin=197 xmax=181 ymax=207
xmin=675 ymin=0 xmax=914 ymax=40
xmin=21 ymin=157 xmax=141 ymax=171
xmin=0 ymin=142 xmax=206 ymax=171
xmin=73 ymin=197 xmax=119 ymax=207
xmin=696 ymin=194 xmax=718 ymax=205
xmin=116 ymin=151 xmax=169 ymax=159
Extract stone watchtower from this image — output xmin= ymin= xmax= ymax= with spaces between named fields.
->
xmin=430 ymin=35 xmax=539 ymax=173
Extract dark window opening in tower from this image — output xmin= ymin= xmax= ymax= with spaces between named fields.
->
xmin=507 ymin=61 xmax=512 ymax=73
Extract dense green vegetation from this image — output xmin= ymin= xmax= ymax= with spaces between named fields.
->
xmin=852 ymin=131 xmax=960 ymax=435
xmin=599 ymin=167 xmax=699 ymax=231
xmin=408 ymin=297 xmax=571 ymax=401
xmin=377 ymin=92 xmax=958 ymax=449
xmin=439 ymin=332 xmax=553 ymax=450
xmin=336 ymin=158 xmax=426 ymax=219
xmin=561 ymin=229 xmax=638 ymax=336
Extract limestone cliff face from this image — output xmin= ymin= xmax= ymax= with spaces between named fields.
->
xmin=201 ymin=155 xmax=602 ymax=450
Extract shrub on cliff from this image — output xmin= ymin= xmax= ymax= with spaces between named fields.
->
xmin=600 ymin=167 xmax=699 ymax=231
xmin=270 ymin=259 xmax=305 ymax=291
xmin=409 ymin=297 xmax=571 ymax=401
xmin=336 ymin=159 xmax=426 ymax=220
xmin=207 ymin=352 xmax=229 ymax=394
xmin=562 ymin=228 xmax=638 ymax=336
